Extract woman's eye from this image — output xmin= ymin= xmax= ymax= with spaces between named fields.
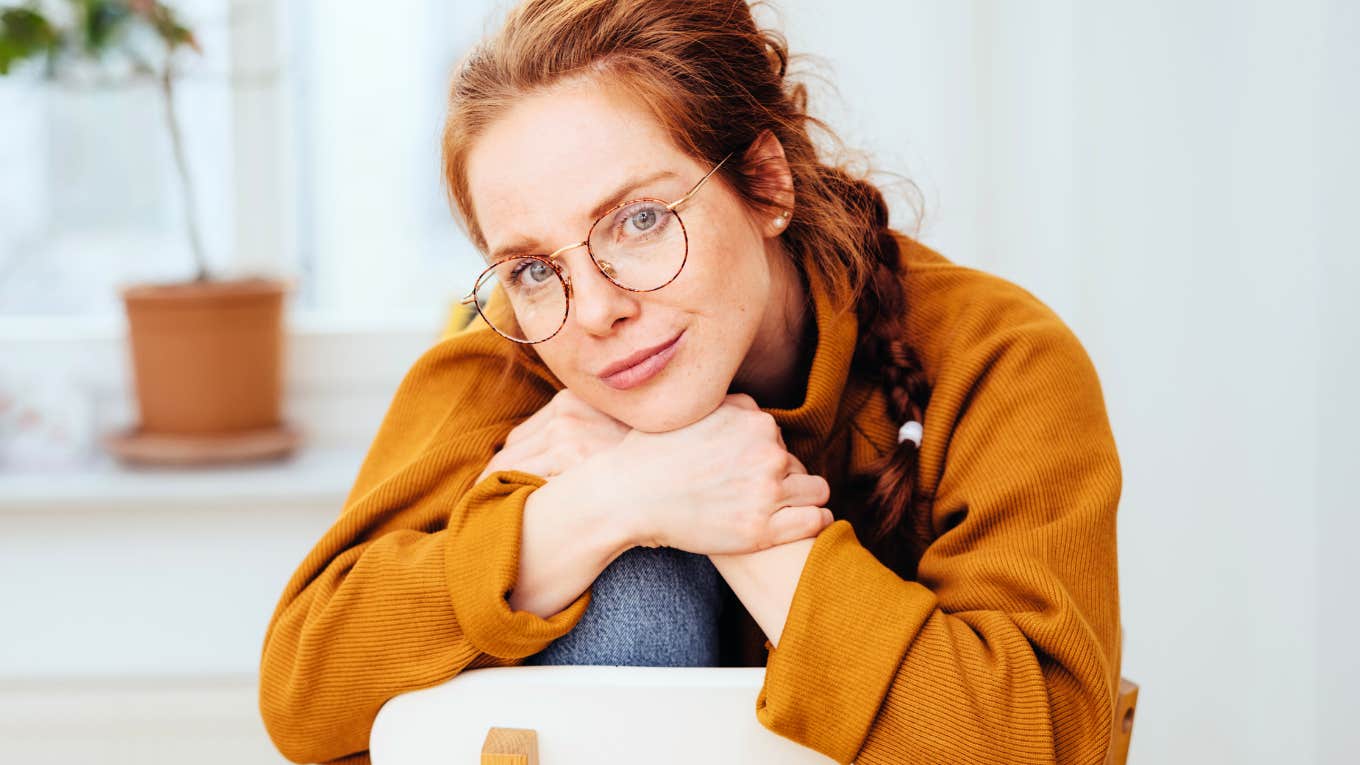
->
xmin=616 ymin=202 xmax=668 ymax=239
xmin=628 ymin=207 xmax=657 ymax=232
xmin=509 ymin=259 xmax=552 ymax=287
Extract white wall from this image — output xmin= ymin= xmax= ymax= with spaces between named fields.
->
xmin=1313 ymin=3 xmax=1359 ymax=763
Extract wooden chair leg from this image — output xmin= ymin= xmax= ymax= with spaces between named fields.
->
xmin=1104 ymin=677 xmax=1139 ymax=765
xmin=482 ymin=727 xmax=539 ymax=765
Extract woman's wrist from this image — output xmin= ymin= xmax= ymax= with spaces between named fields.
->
xmin=708 ymin=536 xmax=817 ymax=648
xmin=509 ymin=466 xmax=634 ymax=618
xmin=544 ymin=451 xmax=648 ymax=560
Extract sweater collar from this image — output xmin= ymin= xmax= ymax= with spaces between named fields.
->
xmin=758 ymin=263 xmax=860 ymax=457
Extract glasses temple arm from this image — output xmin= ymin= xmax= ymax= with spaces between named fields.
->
xmin=667 ymin=151 xmax=734 ymax=211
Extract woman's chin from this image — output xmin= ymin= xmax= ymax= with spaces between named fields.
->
xmin=613 ymin=387 xmax=724 ymax=434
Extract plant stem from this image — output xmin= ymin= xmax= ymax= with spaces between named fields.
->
xmin=159 ymin=59 xmax=209 ymax=282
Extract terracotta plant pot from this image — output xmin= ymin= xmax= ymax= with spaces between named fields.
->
xmin=107 ymin=276 xmax=301 ymax=465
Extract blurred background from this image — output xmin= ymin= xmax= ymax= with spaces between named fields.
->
xmin=1 ymin=0 xmax=1356 ymax=762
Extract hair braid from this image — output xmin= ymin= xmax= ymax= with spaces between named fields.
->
xmin=822 ymin=167 xmax=934 ymax=558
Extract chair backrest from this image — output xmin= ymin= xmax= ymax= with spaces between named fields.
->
xmin=370 ymin=665 xmax=835 ymax=764
xmin=1105 ymin=676 xmax=1139 ymax=765
xmin=1104 ymin=627 xmax=1138 ymax=765
xmin=372 ymin=664 xmax=1139 ymax=764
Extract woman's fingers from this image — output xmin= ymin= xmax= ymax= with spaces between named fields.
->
xmin=506 ymin=390 xmax=628 ymax=452
xmin=764 ymin=505 xmax=834 ymax=547
xmin=780 ymin=472 xmax=830 ymax=508
xmin=481 ymin=438 xmax=556 ymax=482
xmin=723 ymin=393 xmax=761 ymax=411
xmin=503 ymin=390 xmax=579 ymax=448
xmin=502 ymin=405 xmax=551 ymax=447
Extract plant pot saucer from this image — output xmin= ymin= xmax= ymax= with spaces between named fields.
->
xmin=102 ymin=422 xmax=304 ymax=467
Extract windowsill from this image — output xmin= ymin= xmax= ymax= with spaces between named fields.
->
xmin=0 ymin=308 xmax=450 ymax=342
xmin=0 ymin=443 xmax=365 ymax=514
xmin=1 ymin=311 xmax=447 ymax=510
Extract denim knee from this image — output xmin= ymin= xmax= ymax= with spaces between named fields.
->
xmin=523 ymin=545 xmax=723 ymax=667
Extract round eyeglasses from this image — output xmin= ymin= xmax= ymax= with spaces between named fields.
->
xmin=461 ymin=152 xmax=734 ymax=344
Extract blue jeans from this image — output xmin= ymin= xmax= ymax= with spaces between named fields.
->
xmin=523 ymin=545 xmax=724 ymax=667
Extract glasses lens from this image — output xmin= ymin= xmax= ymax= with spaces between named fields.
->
xmin=588 ymin=200 xmax=686 ymax=291
xmin=473 ymin=256 xmax=567 ymax=343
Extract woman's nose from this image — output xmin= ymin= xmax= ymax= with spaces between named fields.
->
xmin=565 ymin=252 xmax=641 ymax=336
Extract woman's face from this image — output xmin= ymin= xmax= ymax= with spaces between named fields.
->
xmin=465 ymin=76 xmax=797 ymax=433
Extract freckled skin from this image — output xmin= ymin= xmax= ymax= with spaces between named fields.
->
xmin=466 ymin=76 xmax=806 ymax=433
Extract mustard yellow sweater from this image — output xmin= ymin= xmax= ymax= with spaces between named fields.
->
xmin=258 ymin=233 xmax=1123 ymax=764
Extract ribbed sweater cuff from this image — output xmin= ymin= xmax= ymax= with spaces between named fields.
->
xmin=445 ymin=469 xmax=593 ymax=660
xmin=755 ymin=519 xmax=939 ymax=763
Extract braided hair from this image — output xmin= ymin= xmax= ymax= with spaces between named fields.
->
xmin=824 ymin=167 xmax=935 ymax=562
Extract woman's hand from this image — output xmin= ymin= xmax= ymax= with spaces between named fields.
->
xmin=592 ymin=393 xmax=834 ymax=555
xmin=476 ymin=389 xmax=631 ymax=484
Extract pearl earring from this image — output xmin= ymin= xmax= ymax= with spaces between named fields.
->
xmin=775 ymin=209 xmax=790 ymax=227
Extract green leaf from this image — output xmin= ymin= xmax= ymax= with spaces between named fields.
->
xmin=81 ymin=0 xmax=134 ymax=56
xmin=0 ymin=7 xmax=59 ymax=75
xmin=0 ymin=0 xmax=201 ymax=76
xmin=139 ymin=2 xmax=200 ymax=53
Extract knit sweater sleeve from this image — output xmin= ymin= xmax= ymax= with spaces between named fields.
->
xmin=754 ymin=316 xmax=1123 ymax=764
xmin=257 ymin=335 xmax=590 ymax=764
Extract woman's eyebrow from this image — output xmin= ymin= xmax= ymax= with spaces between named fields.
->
xmin=487 ymin=168 xmax=679 ymax=261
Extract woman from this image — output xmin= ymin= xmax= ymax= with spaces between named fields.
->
xmin=259 ymin=1 xmax=1123 ymax=763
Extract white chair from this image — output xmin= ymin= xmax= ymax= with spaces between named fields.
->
xmin=370 ymin=665 xmax=835 ymax=764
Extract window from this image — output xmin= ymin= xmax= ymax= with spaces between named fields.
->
xmin=0 ymin=0 xmax=502 ymax=327
xmin=0 ymin=0 xmax=235 ymax=317
xmin=281 ymin=0 xmax=494 ymax=323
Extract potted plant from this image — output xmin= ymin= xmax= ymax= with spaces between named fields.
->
xmin=1 ymin=0 xmax=299 ymax=465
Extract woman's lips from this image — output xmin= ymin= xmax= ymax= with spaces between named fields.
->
xmin=599 ymin=330 xmax=684 ymax=390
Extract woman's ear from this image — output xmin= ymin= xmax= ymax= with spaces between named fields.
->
xmin=741 ymin=129 xmax=795 ymax=238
